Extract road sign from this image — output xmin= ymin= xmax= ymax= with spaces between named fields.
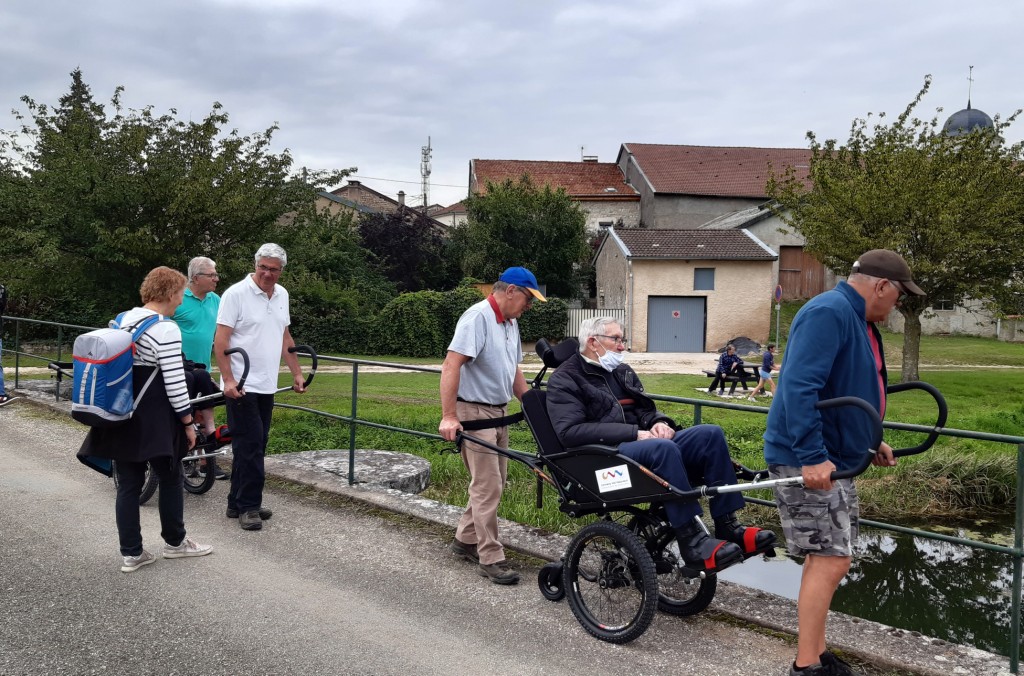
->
xmin=774 ymin=285 xmax=783 ymax=302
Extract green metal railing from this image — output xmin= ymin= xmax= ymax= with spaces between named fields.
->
xmin=3 ymin=315 xmax=1022 ymax=670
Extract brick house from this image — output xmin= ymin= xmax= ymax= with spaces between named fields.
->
xmin=594 ymin=228 xmax=777 ymax=352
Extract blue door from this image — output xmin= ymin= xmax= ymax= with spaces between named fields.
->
xmin=647 ymin=296 xmax=706 ymax=352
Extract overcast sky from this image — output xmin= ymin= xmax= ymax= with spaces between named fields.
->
xmin=3 ymin=1 xmax=1022 ymax=208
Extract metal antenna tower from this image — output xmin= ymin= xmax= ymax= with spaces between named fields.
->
xmin=421 ymin=137 xmax=432 ymax=209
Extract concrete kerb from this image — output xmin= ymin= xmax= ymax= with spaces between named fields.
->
xmin=9 ymin=384 xmax=1013 ymax=676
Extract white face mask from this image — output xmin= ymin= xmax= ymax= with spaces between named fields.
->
xmin=595 ymin=341 xmax=624 ymax=372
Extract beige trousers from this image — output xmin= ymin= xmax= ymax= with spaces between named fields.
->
xmin=454 ymin=400 xmax=509 ymax=565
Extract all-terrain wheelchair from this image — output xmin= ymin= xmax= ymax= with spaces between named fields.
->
xmin=457 ymin=338 xmax=947 ymax=643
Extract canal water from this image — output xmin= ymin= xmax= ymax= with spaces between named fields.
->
xmin=720 ymin=516 xmax=1017 ymax=657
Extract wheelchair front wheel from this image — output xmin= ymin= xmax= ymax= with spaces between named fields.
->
xmin=182 ymin=449 xmax=216 ymax=495
xmin=538 ymin=562 xmax=565 ymax=601
xmin=627 ymin=511 xmax=717 ymax=616
xmin=563 ymin=520 xmax=658 ymax=643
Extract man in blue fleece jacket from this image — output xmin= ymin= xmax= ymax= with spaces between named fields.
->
xmin=764 ymin=249 xmax=925 ymax=676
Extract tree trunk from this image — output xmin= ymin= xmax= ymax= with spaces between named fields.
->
xmin=901 ymin=310 xmax=922 ymax=382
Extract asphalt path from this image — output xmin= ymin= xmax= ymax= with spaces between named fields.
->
xmin=0 ymin=404 xmax=798 ymax=676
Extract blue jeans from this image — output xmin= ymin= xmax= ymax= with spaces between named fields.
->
xmin=225 ymin=393 xmax=275 ymax=513
xmin=0 ymin=337 xmax=7 ymax=396
xmin=114 ymin=456 xmax=186 ymax=556
xmin=617 ymin=425 xmax=744 ymax=527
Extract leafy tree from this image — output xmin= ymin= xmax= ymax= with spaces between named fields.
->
xmin=357 ymin=207 xmax=460 ymax=292
xmin=0 ymin=68 xmax=352 ymax=324
xmin=452 ymin=175 xmax=591 ymax=299
xmin=768 ymin=76 xmax=1024 ymax=381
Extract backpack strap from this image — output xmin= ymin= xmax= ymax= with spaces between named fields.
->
xmin=112 ymin=312 xmax=168 ymax=409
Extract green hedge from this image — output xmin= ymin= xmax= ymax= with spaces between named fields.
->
xmin=518 ymin=296 xmax=568 ymax=342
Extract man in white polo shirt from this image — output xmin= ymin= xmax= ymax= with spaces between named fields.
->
xmin=439 ymin=266 xmax=545 ymax=584
xmin=214 ymin=243 xmax=306 ymax=531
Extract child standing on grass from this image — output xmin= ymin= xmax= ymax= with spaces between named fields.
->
xmin=748 ymin=343 xmax=778 ymax=400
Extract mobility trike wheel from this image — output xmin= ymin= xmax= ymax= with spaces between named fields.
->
xmin=538 ymin=562 xmax=565 ymax=601
xmin=563 ymin=520 xmax=658 ymax=643
xmin=182 ymin=448 xmax=217 ymax=495
xmin=114 ymin=460 xmax=159 ymax=506
xmin=626 ymin=511 xmax=717 ymax=616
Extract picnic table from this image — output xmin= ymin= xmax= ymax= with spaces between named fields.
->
xmin=702 ymin=361 xmax=761 ymax=395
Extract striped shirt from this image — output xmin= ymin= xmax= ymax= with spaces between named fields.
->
xmin=116 ymin=307 xmax=191 ymax=416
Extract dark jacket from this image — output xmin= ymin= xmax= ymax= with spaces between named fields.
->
xmin=546 ymin=351 xmax=675 ymax=447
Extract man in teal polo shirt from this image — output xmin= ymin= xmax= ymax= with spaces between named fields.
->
xmin=173 ymin=257 xmax=225 ymax=478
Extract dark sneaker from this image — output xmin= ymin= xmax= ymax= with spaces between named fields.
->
xmin=788 ymin=662 xmax=830 ymax=675
xmin=226 ymin=506 xmax=272 ymax=520
xmin=0 ymin=394 xmax=17 ymax=407
xmin=239 ymin=511 xmax=263 ymax=530
xmin=121 ymin=550 xmax=156 ymax=573
xmin=821 ymin=651 xmax=861 ymax=676
xmin=163 ymin=537 xmax=213 ymax=559
xmin=214 ymin=466 xmax=229 ymax=480
xmin=450 ymin=539 xmax=479 ymax=563
xmin=478 ymin=560 xmax=520 ymax=585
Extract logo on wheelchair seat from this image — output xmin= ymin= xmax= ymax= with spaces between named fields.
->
xmin=595 ymin=464 xmax=632 ymax=492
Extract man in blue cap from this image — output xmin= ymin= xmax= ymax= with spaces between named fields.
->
xmin=439 ymin=266 xmax=545 ymax=584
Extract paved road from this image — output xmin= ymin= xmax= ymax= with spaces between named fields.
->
xmin=0 ymin=405 xmax=800 ymax=676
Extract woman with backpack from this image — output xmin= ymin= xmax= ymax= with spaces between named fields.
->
xmin=78 ymin=266 xmax=214 ymax=573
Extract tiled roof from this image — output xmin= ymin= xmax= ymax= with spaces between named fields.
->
xmin=471 ymin=159 xmax=638 ymax=199
xmin=696 ymin=204 xmax=775 ymax=230
xmin=317 ymin=191 xmax=377 ymax=214
xmin=608 ymin=228 xmax=776 ymax=260
xmin=432 ymin=200 xmax=466 ymax=216
xmin=620 ymin=143 xmax=812 ymax=198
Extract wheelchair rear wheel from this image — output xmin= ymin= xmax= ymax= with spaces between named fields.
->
xmin=627 ymin=511 xmax=717 ymax=617
xmin=563 ymin=520 xmax=657 ymax=643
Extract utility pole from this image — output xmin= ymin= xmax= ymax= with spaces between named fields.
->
xmin=421 ymin=137 xmax=432 ymax=210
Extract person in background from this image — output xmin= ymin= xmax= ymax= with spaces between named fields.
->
xmin=173 ymin=256 xmax=226 ymax=479
xmin=439 ymin=266 xmax=546 ymax=585
xmin=78 ymin=267 xmax=213 ymax=572
xmin=708 ymin=344 xmax=742 ymax=396
xmin=764 ymin=249 xmax=925 ymax=676
xmin=214 ymin=244 xmax=306 ymax=531
xmin=748 ymin=343 xmax=779 ymax=400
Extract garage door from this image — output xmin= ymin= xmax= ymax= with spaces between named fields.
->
xmin=647 ymin=296 xmax=706 ymax=352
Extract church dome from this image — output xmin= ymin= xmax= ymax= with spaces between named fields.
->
xmin=942 ymin=102 xmax=994 ymax=136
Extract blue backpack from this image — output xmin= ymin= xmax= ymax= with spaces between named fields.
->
xmin=71 ymin=312 xmax=165 ymax=428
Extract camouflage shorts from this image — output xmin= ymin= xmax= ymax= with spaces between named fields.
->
xmin=769 ymin=464 xmax=859 ymax=557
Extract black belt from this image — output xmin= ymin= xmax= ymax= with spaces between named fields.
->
xmin=457 ymin=397 xmax=506 ymax=408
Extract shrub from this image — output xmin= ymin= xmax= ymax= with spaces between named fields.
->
xmin=369 ymin=286 xmax=485 ymax=358
xmin=519 ymin=296 xmax=568 ymax=342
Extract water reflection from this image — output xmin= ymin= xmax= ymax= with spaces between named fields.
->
xmin=720 ymin=523 xmax=1015 ymax=656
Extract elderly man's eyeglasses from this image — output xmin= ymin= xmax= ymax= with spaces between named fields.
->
xmin=595 ymin=334 xmax=628 ymax=346
xmin=257 ymin=264 xmax=283 ymax=274
xmin=889 ymin=279 xmax=908 ymax=304
xmin=515 ymin=287 xmax=534 ymax=304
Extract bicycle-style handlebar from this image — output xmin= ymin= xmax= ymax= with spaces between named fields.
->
xmin=885 ymin=381 xmax=948 ymax=457
xmin=273 ymin=344 xmax=317 ymax=394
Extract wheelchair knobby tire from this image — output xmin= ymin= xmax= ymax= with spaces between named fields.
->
xmin=563 ymin=520 xmax=658 ymax=644
xmin=627 ymin=512 xmax=717 ymax=617
xmin=138 ymin=462 xmax=159 ymax=505
xmin=182 ymin=450 xmax=216 ymax=495
xmin=538 ymin=562 xmax=565 ymax=602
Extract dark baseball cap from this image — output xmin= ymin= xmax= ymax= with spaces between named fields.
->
xmin=851 ymin=249 xmax=925 ymax=296
xmin=498 ymin=266 xmax=547 ymax=302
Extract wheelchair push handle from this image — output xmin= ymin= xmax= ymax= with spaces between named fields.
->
xmin=885 ymin=381 xmax=948 ymax=458
xmin=223 ymin=346 xmax=250 ymax=391
xmin=815 ymin=395 xmax=884 ymax=481
xmin=274 ymin=344 xmax=317 ymax=393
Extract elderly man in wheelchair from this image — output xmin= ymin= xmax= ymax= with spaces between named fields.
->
xmin=545 ymin=316 xmax=775 ymax=574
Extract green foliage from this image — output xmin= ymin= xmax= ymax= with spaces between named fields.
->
xmin=518 ymin=296 xmax=569 ymax=342
xmin=768 ymin=75 xmax=1024 ymax=380
xmin=369 ymin=286 xmax=484 ymax=357
xmin=453 ymin=175 xmax=592 ymax=299
xmin=0 ymin=69 xmax=353 ymax=325
xmin=357 ymin=209 xmax=461 ymax=292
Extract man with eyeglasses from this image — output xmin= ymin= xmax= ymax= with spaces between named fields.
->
xmin=173 ymin=257 xmax=224 ymax=474
xmin=439 ymin=266 xmax=546 ymax=585
xmin=764 ymin=249 xmax=925 ymax=676
xmin=546 ymin=316 xmax=775 ymax=576
xmin=215 ymin=244 xmax=306 ymax=531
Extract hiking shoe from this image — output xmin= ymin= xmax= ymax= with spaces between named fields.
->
xmin=226 ymin=506 xmax=272 ymax=520
xmin=239 ymin=510 xmax=263 ymax=530
xmin=450 ymin=538 xmax=479 ymax=563
xmin=163 ymin=537 xmax=213 ymax=559
xmin=478 ymin=560 xmax=520 ymax=585
xmin=121 ymin=550 xmax=156 ymax=573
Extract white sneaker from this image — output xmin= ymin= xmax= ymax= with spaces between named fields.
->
xmin=747 ymin=396 xmax=757 ymax=402
xmin=121 ymin=549 xmax=156 ymax=573
xmin=767 ymin=391 xmax=774 ymax=397
xmin=163 ymin=537 xmax=213 ymax=559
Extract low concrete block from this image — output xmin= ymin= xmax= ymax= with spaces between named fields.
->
xmin=275 ymin=449 xmax=431 ymax=494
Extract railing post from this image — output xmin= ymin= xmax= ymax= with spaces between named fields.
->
xmin=348 ymin=363 xmax=359 ymax=485
xmin=55 ymin=325 xmax=64 ymax=401
xmin=13 ymin=319 xmax=20 ymax=389
xmin=1010 ymin=443 xmax=1024 ymax=673
xmin=693 ymin=402 xmax=702 ymax=426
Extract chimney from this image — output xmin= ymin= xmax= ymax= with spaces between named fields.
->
xmin=582 ymin=156 xmax=599 ymax=163
xmin=347 ymin=179 xmax=361 ymax=187
xmin=397 ymin=191 xmax=405 ymax=206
